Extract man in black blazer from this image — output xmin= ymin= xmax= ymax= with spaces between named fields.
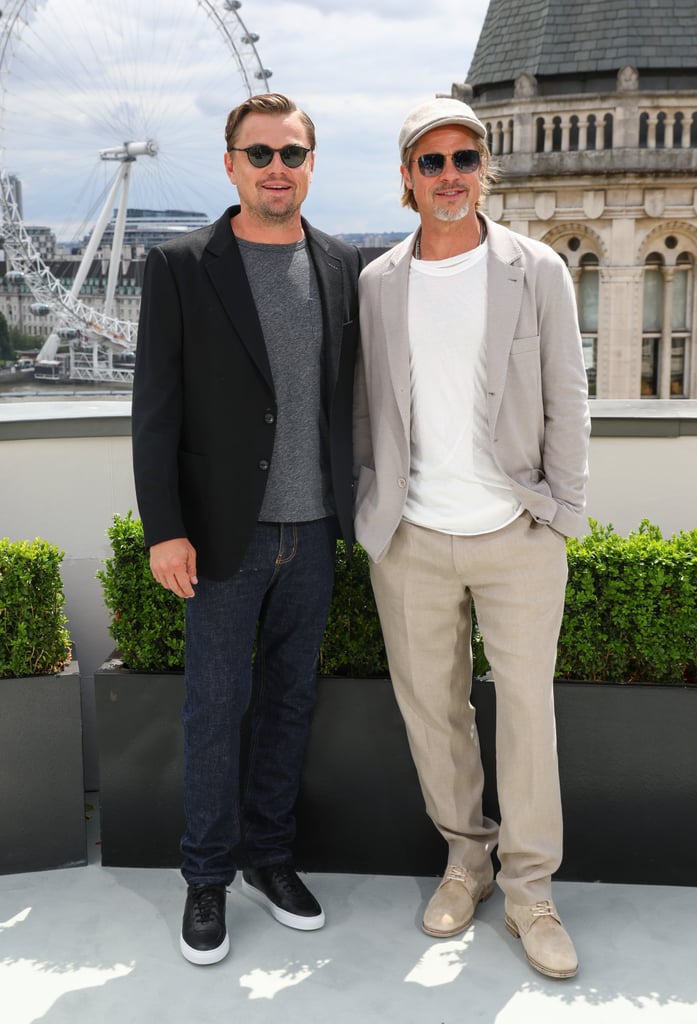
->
xmin=132 ymin=93 xmax=361 ymax=965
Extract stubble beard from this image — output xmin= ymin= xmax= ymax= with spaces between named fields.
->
xmin=253 ymin=183 xmax=302 ymax=226
xmin=433 ymin=198 xmax=471 ymax=223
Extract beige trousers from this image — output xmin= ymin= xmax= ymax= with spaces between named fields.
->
xmin=370 ymin=512 xmax=568 ymax=905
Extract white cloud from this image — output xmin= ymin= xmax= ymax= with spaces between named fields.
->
xmin=0 ymin=0 xmax=491 ymax=236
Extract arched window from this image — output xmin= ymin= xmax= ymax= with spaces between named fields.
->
xmin=569 ymin=115 xmax=580 ymax=151
xmin=535 ymin=117 xmax=545 ymax=153
xmin=552 ymin=116 xmax=562 ymax=151
xmin=603 ymin=113 xmax=613 ymax=150
xmin=642 ymin=250 xmax=694 ymax=398
xmin=586 ymin=115 xmax=597 ymax=150
xmin=639 ymin=112 xmax=649 ymax=148
xmin=656 ymin=111 xmax=667 ymax=148
xmin=495 ymin=120 xmax=504 ymax=156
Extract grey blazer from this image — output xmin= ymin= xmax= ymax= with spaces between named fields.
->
xmin=353 ymin=215 xmax=591 ymax=563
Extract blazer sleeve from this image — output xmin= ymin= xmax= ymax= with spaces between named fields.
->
xmin=131 ymin=246 xmax=187 ymax=548
xmin=539 ymin=256 xmax=591 ymax=533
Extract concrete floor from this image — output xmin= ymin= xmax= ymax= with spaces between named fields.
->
xmin=1 ymin=799 xmax=696 ymax=1024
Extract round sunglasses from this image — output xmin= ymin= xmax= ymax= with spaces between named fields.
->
xmin=228 ymin=144 xmax=311 ymax=169
xmin=414 ymin=150 xmax=481 ymax=176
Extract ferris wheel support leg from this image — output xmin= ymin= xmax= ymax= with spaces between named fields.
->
xmin=68 ymin=161 xmax=131 ymax=301
xmin=104 ymin=164 xmax=133 ymax=317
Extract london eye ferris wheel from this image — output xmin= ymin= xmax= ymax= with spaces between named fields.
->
xmin=0 ymin=0 xmax=271 ymax=381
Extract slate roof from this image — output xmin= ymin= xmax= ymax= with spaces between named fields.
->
xmin=467 ymin=0 xmax=697 ymax=87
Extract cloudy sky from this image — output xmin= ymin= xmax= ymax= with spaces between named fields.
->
xmin=0 ymin=0 xmax=491 ymax=238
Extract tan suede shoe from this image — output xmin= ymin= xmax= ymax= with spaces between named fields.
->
xmin=422 ymin=863 xmax=494 ymax=937
xmin=504 ymin=898 xmax=579 ymax=979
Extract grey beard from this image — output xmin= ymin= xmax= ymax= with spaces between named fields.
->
xmin=433 ymin=202 xmax=470 ymax=223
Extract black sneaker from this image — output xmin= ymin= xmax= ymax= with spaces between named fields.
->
xmin=242 ymin=864 xmax=325 ymax=930
xmin=180 ymin=883 xmax=230 ymax=965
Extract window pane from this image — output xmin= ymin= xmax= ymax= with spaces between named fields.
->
xmin=582 ymin=335 xmax=597 ymax=397
xmin=643 ymin=267 xmax=663 ymax=332
xmin=670 ymin=338 xmax=686 ymax=397
xmin=641 ymin=337 xmax=659 ymax=396
xmin=579 ymin=270 xmax=599 ymax=331
xmin=672 ymin=268 xmax=688 ymax=330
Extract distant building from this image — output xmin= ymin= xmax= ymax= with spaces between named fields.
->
xmin=453 ymin=0 xmax=697 ymax=399
xmin=4 ymin=174 xmax=23 ymax=220
xmin=26 ymin=226 xmax=56 ymax=262
xmin=1 ymin=207 xmax=210 ymax=337
xmin=88 ymin=207 xmax=210 ymax=256
xmin=0 ymin=237 xmax=144 ymax=338
xmin=335 ymin=232 xmax=409 ymax=249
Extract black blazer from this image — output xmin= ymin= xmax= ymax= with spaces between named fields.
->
xmin=131 ymin=206 xmax=361 ymax=580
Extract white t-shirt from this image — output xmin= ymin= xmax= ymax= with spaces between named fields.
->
xmin=403 ymin=241 xmax=522 ymax=535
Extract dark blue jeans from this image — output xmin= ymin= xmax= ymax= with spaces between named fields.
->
xmin=180 ymin=518 xmax=337 ymax=885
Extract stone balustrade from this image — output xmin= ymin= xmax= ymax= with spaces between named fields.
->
xmin=484 ymin=104 xmax=697 ymax=156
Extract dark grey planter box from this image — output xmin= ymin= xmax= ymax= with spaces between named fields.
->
xmin=94 ymin=659 xmax=185 ymax=868
xmin=92 ymin=660 xmax=697 ymax=884
xmin=553 ymin=681 xmax=697 ymax=886
xmin=294 ymin=676 xmax=447 ymax=874
xmin=0 ymin=661 xmax=86 ymax=874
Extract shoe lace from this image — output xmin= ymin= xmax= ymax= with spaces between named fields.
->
xmin=191 ymin=885 xmax=224 ymax=923
xmin=270 ymin=864 xmax=305 ymax=896
xmin=531 ymin=899 xmax=557 ymax=919
xmin=443 ymin=865 xmax=471 ymax=884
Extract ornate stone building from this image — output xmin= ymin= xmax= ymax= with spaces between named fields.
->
xmin=453 ymin=0 xmax=697 ymax=398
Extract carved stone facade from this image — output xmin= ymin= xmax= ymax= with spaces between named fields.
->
xmin=458 ymin=0 xmax=697 ymax=400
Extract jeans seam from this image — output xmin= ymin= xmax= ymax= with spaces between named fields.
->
xmin=275 ymin=523 xmax=298 ymax=566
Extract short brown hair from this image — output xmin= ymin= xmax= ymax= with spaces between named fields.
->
xmin=400 ymin=135 xmax=496 ymax=212
xmin=225 ymin=93 xmax=316 ymax=152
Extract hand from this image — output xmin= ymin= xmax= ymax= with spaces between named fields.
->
xmin=149 ymin=537 xmax=198 ymax=599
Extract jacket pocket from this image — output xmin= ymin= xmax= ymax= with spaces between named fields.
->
xmin=510 ymin=334 xmax=540 ymax=355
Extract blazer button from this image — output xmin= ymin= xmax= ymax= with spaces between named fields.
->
xmin=397 ymin=477 xmax=407 ymax=488
xmin=264 ymin=412 xmax=275 ymax=424
xmin=258 ymin=459 xmax=270 ymax=471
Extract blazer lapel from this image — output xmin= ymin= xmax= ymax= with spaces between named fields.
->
xmin=203 ymin=209 xmax=273 ymax=390
xmin=484 ymin=220 xmax=525 ymax=428
xmin=305 ymin=224 xmax=345 ymax=395
xmin=380 ymin=236 xmax=414 ymax=441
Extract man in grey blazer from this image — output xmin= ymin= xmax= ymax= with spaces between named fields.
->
xmin=354 ymin=97 xmax=590 ymax=979
xmin=132 ymin=93 xmax=360 ymax=965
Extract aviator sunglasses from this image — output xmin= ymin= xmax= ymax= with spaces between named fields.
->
xmin=415 ymin=149 xmax=481 ymax=176
xmin=228 ymin=144 xmax=312 ymax=168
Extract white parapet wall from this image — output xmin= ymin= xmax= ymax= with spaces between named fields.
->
xmin=586 ymin=399 xmax=697 ymax=536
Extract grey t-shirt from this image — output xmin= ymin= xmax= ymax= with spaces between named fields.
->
xmin=237 ymin=236 xmax=333 ymax=522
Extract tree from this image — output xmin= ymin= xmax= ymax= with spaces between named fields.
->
xmin=0 ymin=311 xmax=12 ymax=362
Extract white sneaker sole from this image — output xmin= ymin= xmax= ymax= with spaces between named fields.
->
xmin=180 ymin=932 xmax=230 ymax=965
xmin=241 ymin=877 xmax=325 ymax=931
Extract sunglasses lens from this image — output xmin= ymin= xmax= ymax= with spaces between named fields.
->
xmin=417 ymin=153 xmax=445 ymax=176
xmin=246 ymin=145 xmax=273 ymax=167
xmin=453 ymin=150 xmax=481 ymax=173
xmin=416 ymin=150 xmax=481 ymax=175
xmin=280 ymin=145 xmax=308 ymax=168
